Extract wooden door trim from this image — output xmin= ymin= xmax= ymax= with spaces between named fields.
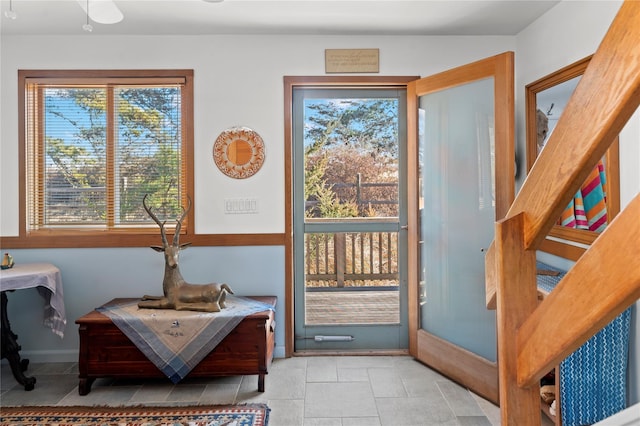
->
xmin=416 ymin=330 xmax=498 ymax=404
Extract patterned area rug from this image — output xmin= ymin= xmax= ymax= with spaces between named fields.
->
xmin=0 ymin=404 xmax=269 ymax=426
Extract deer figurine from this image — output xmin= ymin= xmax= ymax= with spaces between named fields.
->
xmin=138 ymin=194 xmax=233 ymax=312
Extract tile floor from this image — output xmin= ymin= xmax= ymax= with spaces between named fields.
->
xmin=1 ymin=355 xmax=555 ymax=425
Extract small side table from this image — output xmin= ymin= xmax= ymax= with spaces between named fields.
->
xmin=0 ymin=263 xmax=66 ymax=391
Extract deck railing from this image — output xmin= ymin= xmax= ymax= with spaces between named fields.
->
xmin=305 ymin=231 xmax=399 ymax=290
xmin=485 ymin=1 xmax=640 ymax=423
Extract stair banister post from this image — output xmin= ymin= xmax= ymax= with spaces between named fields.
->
xmin=495 ymin=212 xmax=541 ymax=425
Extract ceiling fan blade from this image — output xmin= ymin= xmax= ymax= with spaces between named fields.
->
xmin=76 ymin=0 xmax=123 ymax=25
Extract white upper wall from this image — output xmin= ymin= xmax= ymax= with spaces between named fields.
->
xmin=4 ymin=2 xmax=636 ymax=236
xmin=0 ymin=34 xmax=514 ymax=235
xmin=516 ymin=1 xmax=622 ymax=85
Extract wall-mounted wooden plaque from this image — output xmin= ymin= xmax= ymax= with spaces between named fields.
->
xmin=325 ymin=49 xmax=379 ymax=73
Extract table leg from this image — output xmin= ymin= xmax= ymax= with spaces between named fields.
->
xmin=79 ymin=377 xmax=95 ymax=395
xmin=1 ymin=291 xmax=37 ymax=391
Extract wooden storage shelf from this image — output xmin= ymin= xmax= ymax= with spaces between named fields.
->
xmin=541 ymin=400 xmax=557 ymax=425
xmin=537 ymin=273 xmax=561 ymax=425
xmin=76 ymin=296 xmax=276 ymax=395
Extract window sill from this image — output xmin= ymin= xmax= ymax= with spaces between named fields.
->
xmin=0 ymin=233 xmax=285 ymax=248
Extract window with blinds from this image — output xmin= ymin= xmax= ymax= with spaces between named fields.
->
xmin=20 ymin=70 xmax=193 ymax=235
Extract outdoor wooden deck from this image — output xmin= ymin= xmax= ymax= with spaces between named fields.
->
xmin=305 ymin=290 xmax=400 ymax=325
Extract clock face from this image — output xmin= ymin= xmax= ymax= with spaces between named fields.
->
xmin=213 ymin=127 xmax=265 ymax=179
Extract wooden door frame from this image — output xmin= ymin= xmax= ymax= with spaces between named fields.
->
xmin=283 ymin=76 xmax=419 ymax=356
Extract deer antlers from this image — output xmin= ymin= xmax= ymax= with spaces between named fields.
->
xmin=143 ymin=194 xmax=192 ymax=246
xmin=173 ymin=196 xmax=192 ymax=245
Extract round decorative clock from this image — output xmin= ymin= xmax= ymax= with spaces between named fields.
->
xmin=213 ymin=126 xmax=265 ymax=179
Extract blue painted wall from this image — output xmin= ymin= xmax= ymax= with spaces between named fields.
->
xmin=3 ymin=246 xmax=286 ymax=361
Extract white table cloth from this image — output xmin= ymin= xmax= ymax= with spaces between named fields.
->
xmin=0 ymin=263 xmax=66 ymax=337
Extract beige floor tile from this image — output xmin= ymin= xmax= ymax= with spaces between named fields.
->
xmin=305 ymin=382 xmax=377 ymax=418
xmin=470 ymin=393 xmax=501 ymax=425
xmin=342 ymin=417 xmax=382 ymax=426
xmin=437 ymin=381 xmax=486 ymax=417
xmin=368 ymin=367 xmax=408 ymax=398
xmin=267 ymin=398 xmax=304 ymax=426
xmin=303 ymin=417 xmax=343 ymax=426
xmin=238 ymin=368 xmax=306 ymax=403
xmin=375 ymin=396 xmax=458 ymax=426
xmin=272 ymin=357 xmax=308 ymax=370
xmin=199 ymin=383 xmax=239 ymax=405
xmin=306 ymin=357 xmax=338 ymax=382
xmin=57 ymin=384 xmax=141 ymax=406
xmin=0 ymin=374 xmax=78 ymax=406
xmin=129 ymin=384 xmax=174 ymax=403
xmin=337 ymin=367 xmax=369 ymax=382
xmin=457 ymin=416 xmax=493 ymax=425
xmin=166 ymin=383 xmax=206 ymax=402
xmin=1 ymin=355 xmax=501 ymax=426
xmin=337 ymin=355 xmax=394 ymax=369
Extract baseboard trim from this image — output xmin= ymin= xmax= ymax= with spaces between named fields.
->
xmin=1 ymin=347 xmax=289 ymax=364
xmin=0 ymin=349 xmax=79 ymax=364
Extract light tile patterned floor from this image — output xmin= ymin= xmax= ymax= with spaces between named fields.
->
xmin=0 ymin=355 xmax=555 ymax=425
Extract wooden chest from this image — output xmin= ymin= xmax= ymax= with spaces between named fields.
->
xmin=76 ymin=296 xmax=276 ymax=395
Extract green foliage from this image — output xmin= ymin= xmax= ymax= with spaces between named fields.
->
xmin=304 ymin=148 xmax=358 ymax=218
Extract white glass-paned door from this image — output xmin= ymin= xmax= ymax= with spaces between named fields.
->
xmin=419 ymin=78 xmax=497 ymax=361
xmin=408 ymin=52 xmax=514 ymax=404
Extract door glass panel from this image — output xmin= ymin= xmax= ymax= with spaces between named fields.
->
xmin=293 ymin=87 xmax=408 ymax=350
xmin=418 ymin=78 xmax=497 ymax=361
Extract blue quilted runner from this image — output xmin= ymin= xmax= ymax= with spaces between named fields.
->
xmin=536 ymin=262 xmax=632 ymax=425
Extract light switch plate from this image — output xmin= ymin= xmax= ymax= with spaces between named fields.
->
xmin=224 ymin=198 xmax=259 ymax=214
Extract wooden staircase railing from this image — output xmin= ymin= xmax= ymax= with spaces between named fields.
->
xmin=485 ymin=1 xmax=640 ymax=423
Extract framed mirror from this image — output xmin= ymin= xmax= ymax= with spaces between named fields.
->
xmin=213 ymin=126 xmax=266 ymax=179
xmin=526 ymin=55 xmax=620 ymax=260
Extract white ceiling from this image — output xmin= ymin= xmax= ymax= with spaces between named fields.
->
xmin=1 ymin=0 xmax=561 ymax=36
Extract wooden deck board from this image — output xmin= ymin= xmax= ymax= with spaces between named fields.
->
xmin=305 ymin=290 xmax=399 ymax=325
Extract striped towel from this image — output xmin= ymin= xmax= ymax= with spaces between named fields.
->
xmin=558 ymin=160 xmax=608 ymax=232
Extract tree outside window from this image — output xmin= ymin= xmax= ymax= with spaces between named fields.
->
xmin=303 ymin=98 xmax=399 ymax=219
